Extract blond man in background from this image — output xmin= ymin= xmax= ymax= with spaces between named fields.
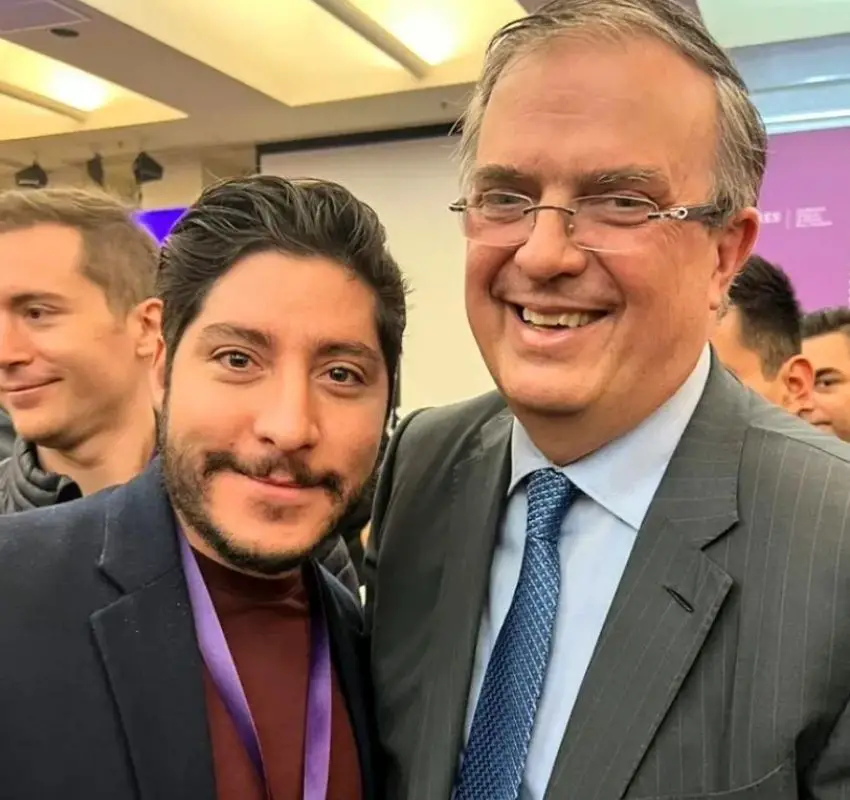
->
xmin=0 ymin=188 xmax=159 ymax=508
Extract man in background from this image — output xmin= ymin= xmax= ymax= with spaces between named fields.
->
xmin=711 ymin=254 xmax=814 ymax=416
xmin=802 ymin=306 xmax=850 ymax=440
xmin=0 ymin=188 xmax=159 ymax=505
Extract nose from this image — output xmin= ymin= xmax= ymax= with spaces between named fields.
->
xmin=796 ymin=394 xmax=816 ymax=419
xmin=803 ymin=396 xmax=829 ymax=426
xmin=252 ymin=372 xmax=320 ymax=453
xmin=513 ymin=206 xmax=590 ymax=283
xmin=0 ymin=314 xmax=32 ymax=369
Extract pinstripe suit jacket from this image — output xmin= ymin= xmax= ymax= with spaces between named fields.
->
xmin=366 ymin=360 xmax=850 ymax=799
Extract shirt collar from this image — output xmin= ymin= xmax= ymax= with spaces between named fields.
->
xmin=508 ymin=345 xmax=711 ymax=530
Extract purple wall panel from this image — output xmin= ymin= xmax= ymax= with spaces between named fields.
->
xmin=756 ymin=127 xmax=850 ymax=311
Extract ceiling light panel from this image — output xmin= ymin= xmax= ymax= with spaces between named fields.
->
xmin=0 ymin=37 xmax=112 ymax=111
xmin=79 ymin=0 xmax=527 ymax=106
xmin=351 ymin=0 xmax=525 ymax=66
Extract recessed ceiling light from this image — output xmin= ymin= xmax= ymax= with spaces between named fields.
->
xmin=49 ymin=27 xmax=79 ymax=39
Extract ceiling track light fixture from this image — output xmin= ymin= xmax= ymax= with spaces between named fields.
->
xmin=132 ymin=151 xmax=163 ymax=185
xmin=86 ymin=154 xmax=105 ymax=187
xmin=310 ymin=0 xmax=429 ymax=79
xmin=15 ymin=162 xmax=48 ymax=189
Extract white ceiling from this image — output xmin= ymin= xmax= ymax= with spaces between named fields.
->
xmin=702 ymin=0 xmax=850 ymax=133
xmin=698 ymin=0 xmax=850 ymax=48
xmin=0 ymin=0 xmax=524 ymax=173
xmin=0 ymin=0 xmax=847 ymax=178
xmin=517 ymin=0 xmax=850 ymax=133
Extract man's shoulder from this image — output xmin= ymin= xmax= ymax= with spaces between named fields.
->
xmin=738 ymin=403 xmax=850 ymax=539
xmin=0 ymin=487 xmax=116 ymax=575
xmin=746 ymin=401 xmax=850 ymax=470
xmin=394 ymin=391 xmax=507 ymax=458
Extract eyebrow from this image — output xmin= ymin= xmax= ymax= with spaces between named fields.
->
xmin=197 ymin=322 xmax=383 ymax=365
xmin=198 ymin=323 xmax=273 ymax=350
xmin=9 ymin=292 xmax=67 ymax=308
xmin=815 ymin=368 xmax=843 ymax=379
xmin=469 ymin=165 xmax=533 ymax=188
xmin=314 ymin=341 xmax=383 ymax=366
xmin=469 ymin=164 xmax=670 ymax=192
xmin=588 ymin=166 xmax=668 ymax=187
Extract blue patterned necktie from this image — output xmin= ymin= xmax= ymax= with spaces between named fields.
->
xmin=454 ymin=468 xmax=577 ymax=800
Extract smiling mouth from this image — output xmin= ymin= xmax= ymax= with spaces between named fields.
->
xmin=4 ymin=380 xmax=59 ymax=393
xmin=512 ymin=304 xmax=609 ymax=330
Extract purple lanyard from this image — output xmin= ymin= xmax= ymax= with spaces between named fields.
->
xmin=179 ymin=535 xmax=333 ymax=800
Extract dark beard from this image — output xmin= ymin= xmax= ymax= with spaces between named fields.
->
xmin=158 ymin=402 xmax=363 ymax=577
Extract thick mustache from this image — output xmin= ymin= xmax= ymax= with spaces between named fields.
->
xmin=202 ymin=450 xmax=343 ymax=499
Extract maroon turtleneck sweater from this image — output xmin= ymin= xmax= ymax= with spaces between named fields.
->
xmin=195 ymin=550 xmax=362 ymax=799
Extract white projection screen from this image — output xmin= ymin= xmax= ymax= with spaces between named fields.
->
xmin=259 ymin=133 xmax=495 ymax=417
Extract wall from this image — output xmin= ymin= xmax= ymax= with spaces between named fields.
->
xmin=755 ymin=126 xmax=850 ymax=310
xmin=260 ymin=135 xmax=495 ymax=416
xmin=135 ymin=157 xmax=205 ymax=209
xmin=0 ymin=155 xmax=139 ymax=203
xmin=0 ymin=146 xmax=254 ymax=209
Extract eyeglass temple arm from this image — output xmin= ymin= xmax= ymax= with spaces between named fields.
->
xmin=650 ymin=204 xmax=722 ymax=222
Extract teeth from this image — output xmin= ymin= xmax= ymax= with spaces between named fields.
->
xmin=521 ymin=308 xmax=598 ymax=328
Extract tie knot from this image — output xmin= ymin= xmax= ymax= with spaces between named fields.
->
xmin=526 ymin=468 xmax=575 ymax=542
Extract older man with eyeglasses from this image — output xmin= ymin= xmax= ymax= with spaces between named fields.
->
xmin=365 ymin=1 xmax=850 ymax=799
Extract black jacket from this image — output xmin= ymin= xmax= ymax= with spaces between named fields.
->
xmin=0 ymin=437 xmax=361 ymax=593
xmin=0 ymin=460 xmax=380 ymax=799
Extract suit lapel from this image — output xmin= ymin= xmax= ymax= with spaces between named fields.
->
xmin=91 ymin=462 xmax=215 ymax=800
xmin=415 ymin=409 xmax=513 ymax=799
xmin=546 ymin=362 xmax=750 ymax=800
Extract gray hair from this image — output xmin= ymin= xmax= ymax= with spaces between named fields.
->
xmin=458 ymin=0 xmax=767 ymax=213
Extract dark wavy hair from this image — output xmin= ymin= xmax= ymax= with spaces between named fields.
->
xmin=156 ymin=175 xmax=408 ymax=405
xmin=724 ymin=254 xmax=801 ymax=378
xmin=802 ymin=307 xmax=850 ymax=342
